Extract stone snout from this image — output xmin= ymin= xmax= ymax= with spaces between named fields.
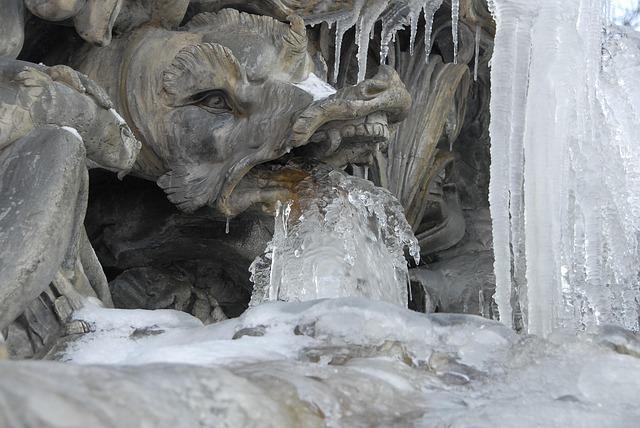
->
xmin=218 ymin=66 xmax=412 ymax=217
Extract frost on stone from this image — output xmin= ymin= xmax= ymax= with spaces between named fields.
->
xmin=488 ymin=0 xmax=640 ymax=335
xmin=250 ymin=169 xmax=419 ymax=307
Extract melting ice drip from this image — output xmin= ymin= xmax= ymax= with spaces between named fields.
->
xmin=249 ymin=169 xmax=420 ymax=307
xmin=304 ymin=0 xmax=458 ymax=82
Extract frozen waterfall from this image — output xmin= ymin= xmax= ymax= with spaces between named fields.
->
xmin=488 ymin=0 xmax=640 ymax=335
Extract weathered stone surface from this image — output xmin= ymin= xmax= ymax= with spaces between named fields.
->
xmin=0 ymin=0 xmax=25 ymax=58
xmin=0 ymin=56 xmax=141 ymax=350
xmin=0 ymin=128 xmax=86 ymax=331
xmin=25 ymin=0 xmax=86 ymax=21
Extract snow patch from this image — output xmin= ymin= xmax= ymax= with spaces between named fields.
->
xmin=109 ymin=108 xmax=127 ymax=125
xmin=61 ymin=126 xmax=82 ymax=141
xmin=54 ymin=298 xmax=640 ymax=426
xmin=293 ymin=73 xmax=336 ymax=101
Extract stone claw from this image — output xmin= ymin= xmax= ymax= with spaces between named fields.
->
xmin=47 ymin=65 xmax=86 ymax=93
xmin=14 ymin=66 xmax=52 ymax=87
xmin=47 ymin=65 xmax=113 ymax=109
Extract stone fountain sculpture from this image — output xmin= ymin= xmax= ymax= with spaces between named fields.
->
xmin=0 ymin=0 xmax=491 ymax=358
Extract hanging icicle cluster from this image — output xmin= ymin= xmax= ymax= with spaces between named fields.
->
xmin=303 ymin=0 xmax=461 ymax=82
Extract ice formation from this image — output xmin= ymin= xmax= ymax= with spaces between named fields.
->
xmin=9 ymin=298 xmax=632 ymax=426
xmin=488 ymin=0 xmax=640 ymax=335
xmin=474 ymin=23 xmax=481 ymax=81
xmin=250 ymin=169 xmax=420 ymax=307
xmin=451 ymin=0 xmax=459 ymax=64
xmin=304 ymin=0 xmax=450 ymax=82
xmin=293 ymin=73 xmax=337 ymax=100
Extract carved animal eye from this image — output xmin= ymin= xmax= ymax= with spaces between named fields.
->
xmin=191 ymin=90 xmax=232 ymax=113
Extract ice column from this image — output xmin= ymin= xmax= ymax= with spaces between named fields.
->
xmin=488 ymin=0 xmax=640 ymax=335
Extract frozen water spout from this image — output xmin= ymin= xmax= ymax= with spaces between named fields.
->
xmin=250 ymin=167 xmax=419 ymax=307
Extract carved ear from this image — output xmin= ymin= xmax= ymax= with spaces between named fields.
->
xmin=187 ymin=1 xmax=293 ymax=21
xmin=162 ymin=42 xmax=244 ymax=100
xmin=283 ymin=14 xmax=307 ymax=59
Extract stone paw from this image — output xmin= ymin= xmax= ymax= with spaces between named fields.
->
xmin=14 ymin=66 xmax=52 ymax=88
xmin=47 ymin=65 xmax=86 ymax=93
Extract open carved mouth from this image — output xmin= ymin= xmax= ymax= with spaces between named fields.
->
xmin=221 ymin=113 xmax=391 ymax=218
xmin=216 ymin=65 xmax=410 ymax=218
xmin=295 ymin=111 xmax=390 ymax=168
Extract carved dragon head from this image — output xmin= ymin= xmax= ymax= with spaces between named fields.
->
xmin=76 ymin=9 xmax=411 ymax=217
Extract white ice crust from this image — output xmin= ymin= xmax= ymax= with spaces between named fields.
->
xmin=293 ymin=73 xmax=337 ymax=101
xmin=56 ymin=299 xmax=640 ymax=426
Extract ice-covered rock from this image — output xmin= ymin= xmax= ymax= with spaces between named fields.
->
xmin=1 ymin=298 xmax=638 ymax=427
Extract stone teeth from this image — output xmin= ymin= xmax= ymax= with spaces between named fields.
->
xmin=326 ymin=129 xmax=342 ymax=155
xmin=310 ymin=121 xmax=390 ymax=143
xmin=341 ymin=125 xmax=356 ymax=138
xmin=338 ymin=122 xmax=389 ymax=140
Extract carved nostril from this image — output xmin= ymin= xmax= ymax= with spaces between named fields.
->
xmin=372 ymin=64 xmax=396 ymax=81
xmin=361 ymin=80 xmax=388 ymax=97
xmin=357 ymin=65 xmax=403 ymax=99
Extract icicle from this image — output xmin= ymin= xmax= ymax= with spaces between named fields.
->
xmin=380 ymin=20 xmax=403 ymax=64
xmin=423 ymin=11 xmax=434 ymax=63
xmin=282 ymin=200 xmax=292 ymax=238
xmin=408 ymin=10 xmax=418 ymax=56
xmin=268 ymin=244 xmax=279 ymax=301
xmin=332 ymin=22 xmax=345 ymax=83
xmin=452 ymin=0 xmax=459 ymax=64
xmin=225 ymin=217 xmax=230 ymax=234
xmin=474 ymin=23 xmax=481 ymax=81
xmin=268 ymin=201 xmax=283 ymax=301
xmin=422 ymin=2 xmax=444 ymax=64
xmin=356 ymin=0 xmax=387 ymax=82
xmin=355 ymin=18 xmax=370 ymax=83
xmin=364 ymin=165 xmax=369 ymax=181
